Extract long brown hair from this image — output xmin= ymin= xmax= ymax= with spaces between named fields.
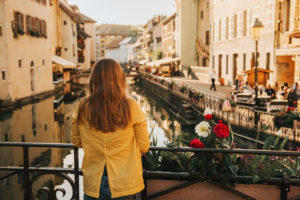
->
xmin=77 ymin=58 xmax=131 ymax=132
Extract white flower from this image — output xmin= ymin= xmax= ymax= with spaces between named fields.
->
xmin=203 ymin=108 xmax=212 ymax=116
xmin=195 ymin=121 xmax=210 ymax=137
xmin=276 ymin=129 xmax=282 ymax=136
xmin=150 ymin=120 xmax=156 ymax=129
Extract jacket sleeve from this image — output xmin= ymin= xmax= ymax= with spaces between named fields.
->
xmin=132 ymin=100 xmax=150 ymax=153
xmin=71 ymin=105 xmax=82 ymax=148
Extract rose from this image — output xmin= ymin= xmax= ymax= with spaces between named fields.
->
xmin=204 ymin=114 xmax=213 ymax=120
xmin=214 ymin=120 xmax=230 ymax=138
xmin=195 ymin=121 xmax=210 ymax=137
xmin=189 ymin=138 xmax=205 ymax=148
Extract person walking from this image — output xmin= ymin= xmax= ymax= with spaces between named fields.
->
xmin=72 ymin=58 xmax=150 ymax=200
xmin=210 ymin=69 xmax=217 ymax=91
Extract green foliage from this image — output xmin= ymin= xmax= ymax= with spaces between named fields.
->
xmin=151 ymin=49 xmax=163 ymax=61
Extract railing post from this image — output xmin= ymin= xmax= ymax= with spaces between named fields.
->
xmin=23 ymin=146 xmax=30 ymax=200
xmin=280 ymin=174 xmax=290 ymax=200
xmin=74 ymin=147 xmax=80 ymax=200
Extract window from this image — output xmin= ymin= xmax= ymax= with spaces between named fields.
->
xmin=226 ymin=55 xmax=228 ymax=74
xmin=205 ymin=30 xmax=209 ymax=45
xmin=202 ymin=58 xmax=207 ymax=66
xmin=243 ymin=10 xmax=247 ymax=36
xmin=18 ymin=59 xmax=22 ymax=68
xmin=13 ymin=11 xmax=25 ymax=35
xmin=30 ymin=60 xmax=34 ymax=67
xmin=0 ymin=25 xmax=2 ymax=36
xmin=226 ymin=17 xmax=229 ymax=39
xmin=243 ymin=53 xmax=246 ymax=70
xmin=73 ymin=44 xmax=75 ymax=56
xmin=219 ymin=19 xmax=221 ymax=41
xmin=44 ymin=124 xmax=47 ymax=131
xmin=266 ymin=52 xmax=270 ymax=70
xmin=64 ymin=20 xmax=67 ymax=25
xmin=21 ymin=135 xmax=25 ymax=142
xmin=64 ymin=48 xmax=68 ymax=51
xmin=201 ymin=11 xmax=204 ymax=19
xmin=1 ymin=71 xmax=6 ymax=80
xmin=212 ymin=22 xmax=215 ymax=42
xmin=4 ymin=133 xmax=9 ymax=141
xmin=233 ymin=14 xmax=237 ymax=38
xmin=42 ymin=59 xmax=45 ymax=66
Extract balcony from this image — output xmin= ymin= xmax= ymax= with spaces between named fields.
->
xmin=78 ymin=56 xmax=85 ymax=63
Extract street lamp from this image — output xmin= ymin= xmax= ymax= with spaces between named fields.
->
xmin=251 ymin=18 xmax=263 ymax=146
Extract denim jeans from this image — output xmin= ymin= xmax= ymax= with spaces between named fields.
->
xmin=84 ymin=167 xmax=141 ymax=200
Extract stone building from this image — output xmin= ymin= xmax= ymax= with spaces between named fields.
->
xmin=95 ymin=24 xmax=131 ymax=61
xmin=0 ymin=0 xmax=53 ymax=103
xmin=275 ymin=0 xmax=300 ymax=86
xmin=211 ymin=0 xmax=277 ymax=86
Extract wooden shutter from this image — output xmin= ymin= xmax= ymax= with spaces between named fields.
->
xmin=36 ymin=18 xmax=40 ymax=36
xmin=39 ymin=19 xmax=43 ymax=36
xmin=14 ymin=11 xmax=18 ymax=30
xmin=26 ymin=15 xmax=29 ymax=35
xmin=44 ymin=21 xmax=47 ymax=37
xmin=32 ymin=17 xmax=36 ymax=33
xmin=21 ymin=13 xmax=24 ymax=32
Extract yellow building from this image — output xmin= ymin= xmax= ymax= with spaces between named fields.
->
xmin=275 ymin=0 xmax=300 ymax=86
xmin=0 ymin=0 xmax=53 ymax=103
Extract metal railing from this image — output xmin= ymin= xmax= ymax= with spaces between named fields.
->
xmin=0 ymin=142 xmax=300 ymax=200
xmin=140 ymin=73 xmax=300 ymax=143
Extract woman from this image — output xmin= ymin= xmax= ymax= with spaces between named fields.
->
xmin=72 ymin=58 xmax=150 ymax=200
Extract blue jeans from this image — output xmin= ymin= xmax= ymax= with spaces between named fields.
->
xmin=84 ymin=167 xmax=141 ymax=200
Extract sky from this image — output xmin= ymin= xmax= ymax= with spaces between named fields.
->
xmin=68 ymin=0 xmax=175 ymax=25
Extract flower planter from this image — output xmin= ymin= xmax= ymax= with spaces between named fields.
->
xmin=146 ymin=179 xmax=300 ymax=200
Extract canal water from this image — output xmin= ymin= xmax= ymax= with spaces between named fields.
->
xmin=0 ymin=82 xmax=195 ymax=200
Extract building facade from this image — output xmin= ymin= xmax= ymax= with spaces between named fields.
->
xmin=95 ymin=24 xmax=131 ymax=61
xmin=211 ymin=0 xmax=276 ymax=86
xmin=0 ymin=0 xmax=53 ymax=102
xmin=275 ymin=0 xmax=300 ymax=86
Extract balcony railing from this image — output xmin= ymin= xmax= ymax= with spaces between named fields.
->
xmin=0 ymin=142 xmax=300 ymax=200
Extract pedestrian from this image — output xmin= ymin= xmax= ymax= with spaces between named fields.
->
xmin=210 ymin=69 xmax=217 ymax=91
xmin=72 ymin=58 xmax=150 ymax=200
xmin=235 ymin=75 xmax=240 ymax=91
xmin=265 ymin=84 xmax=276 ymax=99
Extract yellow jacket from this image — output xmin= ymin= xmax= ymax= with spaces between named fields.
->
xmin=71 ymin=99 xmax=150 ymax=198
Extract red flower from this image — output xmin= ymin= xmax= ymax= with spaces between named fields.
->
xmin=189 ymin=138 xmax=205 ymax=148
xmin=214 ymin=121 xmax=230 ymax=138
xmin=204 ymin=114 xmax=213 ymax=120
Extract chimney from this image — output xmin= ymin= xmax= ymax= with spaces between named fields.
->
xmin=158 ymin=15 xmax=161 ymax=23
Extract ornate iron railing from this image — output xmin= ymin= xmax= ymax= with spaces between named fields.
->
xmin=140 ymin=73 xmax=300 ymax=143
xmin=0 ymin=142 xmax=300 ymax=200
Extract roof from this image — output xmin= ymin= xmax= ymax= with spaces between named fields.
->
xmin=162 ymin=13 xmax=176 ymax=25
xmin=52 ymin=55 xmax=76 ymax=69
xmin=59 ymin=0 xmax=77 ymax=21
xmin=79 ymin=12 xmax=96 ymax=23
xmin=96 ymin=24 xmax=131 ymax=35
xmin=119 ymin=37 xmax=137 ymax=45
xmin=105 ymin=38 xmax=124 ymax=49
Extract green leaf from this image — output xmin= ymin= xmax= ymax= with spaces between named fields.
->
xmin=263 ymin=136 xmax=275 ymax=150
xmin=279 ymin=136 xmax=289 ymax=150
xmin=252 ymin=175 xmax=261 ymax=183
xmin=229 ymin=165 xmax=239 ymax=176
xmin=273 ymin=136 xmax=280 ymax=150
xmin=262 ymin=125 xmax=270 ymax=130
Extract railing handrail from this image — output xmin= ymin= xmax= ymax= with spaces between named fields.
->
xmin=0 ymin=142 xmax=299 ymax=156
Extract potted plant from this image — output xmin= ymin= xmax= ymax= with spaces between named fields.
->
xmin=180 ymin=85 xmax=187 ymax=93
xmin=274 ymin=107 xmax=300 ymax=129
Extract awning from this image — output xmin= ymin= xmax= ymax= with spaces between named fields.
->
xmin=147 ymin=57 xmax=181 ymax=66
xmin=52 ymin=55 xmax=77 ymax=69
